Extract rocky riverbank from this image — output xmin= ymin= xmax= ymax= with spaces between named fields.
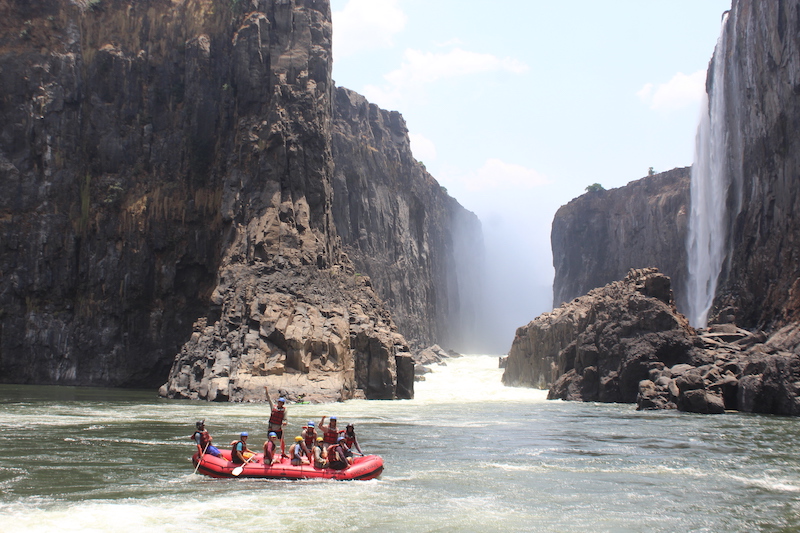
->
xmin=503 ymin=268 xmax=800 ymax=415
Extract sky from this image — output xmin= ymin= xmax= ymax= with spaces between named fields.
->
xmin=329 ymin=0 xmax=733 ymax=352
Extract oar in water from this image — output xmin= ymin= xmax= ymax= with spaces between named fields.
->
xmin=232 ymin=454 xmax=257 ymax=476
xmin=192 ymin=443 xmax=209 ymax=475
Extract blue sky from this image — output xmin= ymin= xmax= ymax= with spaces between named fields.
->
xmin=330 ymin=0 xmax=732 ymax=352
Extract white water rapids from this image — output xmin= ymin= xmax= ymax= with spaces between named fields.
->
xmin=1 ymin=355 xmax=800 ymax=532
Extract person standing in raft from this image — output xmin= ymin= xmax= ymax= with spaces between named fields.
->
xmin=263 ymin=431 xmax=282 ymax=465
xmin=318 ymin=415 xmax=342 ymax=450
xmin=289 ymin=436 xmax=310 ymax=466
xmin=264 ymin=386 xmax=287 ymax=457
xmin=231 ymin=432 xmax=255 ymax=464
xmin=190 ymin=420 xmax=222 ymax=458
xmin=326 ymin=436 xmax=350 ymax=470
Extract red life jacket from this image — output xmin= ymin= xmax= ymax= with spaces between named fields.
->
xmin=323 ymin=427 xmax=339 ymax=444
xmin=193 ymin=430 xmax=211 ymax=448
xmin=264 ymin=440 xmax=276 ymax=461
xmin=231 ymin=440 xmax=246 ymax=463
xmin=269 ymin=407 xmax=285 ymax=427
xmin=303 ymin=428 xmax=316 ymax=448
xmin=344 ymin=434 xmax=355 ymax=447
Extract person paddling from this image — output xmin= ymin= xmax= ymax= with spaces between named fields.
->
xmin=265 ymin=386 xmax=287 ymax=457
xmin=190 ymin=420 xmax=222 ymax=458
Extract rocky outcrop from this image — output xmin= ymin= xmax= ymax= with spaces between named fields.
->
xmin=503 ymin=268 xmax=708 ymax=403
xmin=0 ymin=0 xmax=418 ymax=401
xmin=331 ymin=87 xmax=484 ymax=352
xmin=551 ymin=167 xmax=690 ymax=311
xmin=707 ymin=0 xmax=800 ymax=331
xmin=505 ymin=267 xmax=800 ymax=415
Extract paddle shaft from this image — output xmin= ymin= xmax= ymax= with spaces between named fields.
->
xmin=232 ymin=453 xmax=256 ymax=476
xmin=193 ymin=443 xmax=209 ymax=475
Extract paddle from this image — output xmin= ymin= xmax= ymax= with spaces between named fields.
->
xmin=192 ymin=443 xmax=209 ymax=475
xmin=231 ymin=454 xmax=256 ymax=476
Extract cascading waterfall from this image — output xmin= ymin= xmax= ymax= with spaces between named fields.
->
xmin=686 ymin=16 xmax=730 ymax=328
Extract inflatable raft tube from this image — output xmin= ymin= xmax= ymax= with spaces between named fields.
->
xmin=192 ymin=450 xmax=384 ymax=481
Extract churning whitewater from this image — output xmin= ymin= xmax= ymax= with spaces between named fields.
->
xmin=0 ymin=355 xmax=798 ymax=532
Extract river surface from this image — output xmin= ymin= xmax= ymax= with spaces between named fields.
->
xmin=1 ymin=355 xmax=798 ymax=532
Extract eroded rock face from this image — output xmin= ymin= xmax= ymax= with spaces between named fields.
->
xmin=331 ymin=87 xmax=484 ymax=352
xmin=0 ymin=0 xmax=415 ymax=401
xmin=551 ymin=168 xmax=690 ymax=312
xmin=503 ymin=268 xmax=706 ymax=403
xmin=709 ymin=1 xmax=800 ymax=330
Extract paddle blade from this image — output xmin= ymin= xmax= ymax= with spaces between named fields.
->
xmin=231 ymin=466 xmax=244 ymax=476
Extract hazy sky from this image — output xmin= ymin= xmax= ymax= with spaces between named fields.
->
xmin=329 ymin=0 xmax=733 ymax=352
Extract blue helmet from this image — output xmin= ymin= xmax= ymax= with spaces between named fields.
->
xmin=240 ymin=432 xmax=248 ymax=437
xmin=278 ymin=397 xmax=286 ymax=403
xmin=268 ymin=432 xmax=277 ymax=438
xmin=307 ymin=421 xmax=315 ymax=427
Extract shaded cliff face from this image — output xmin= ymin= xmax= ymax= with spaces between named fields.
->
xmin=0 ymin=0 xmax=413 ymax=400
xmin=331 ymin=87 xmax=484 ymax=352
xmin=551 ymin=167 xmax=690 ymax=312
xmin=711 ymin=0 xmax=800 ymax=330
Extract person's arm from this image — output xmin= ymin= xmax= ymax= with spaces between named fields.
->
xmin=264 ymin=386 xmax=274 ymax=411
xmin=318 ymin=415 xmax=326 ymax=430
xmin=354 ymin=435 xmax=363 ymax=455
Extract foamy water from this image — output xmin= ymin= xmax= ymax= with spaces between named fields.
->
xmin=1 ymin=355 xmax=798 ymax=532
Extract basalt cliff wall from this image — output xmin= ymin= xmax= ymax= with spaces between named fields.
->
xmin=331 ymin=87 xmax=484 ymax=353
xmin=551 ymin=167 xmax=690 ymax=312
xmin=0 ymin=0 xmax=472 ymax=402
xmin=711 ymin=0 xmax=800 ymax=330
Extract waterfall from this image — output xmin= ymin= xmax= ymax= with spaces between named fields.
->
xmin=686 ymin=17 xmax=729 ymax=328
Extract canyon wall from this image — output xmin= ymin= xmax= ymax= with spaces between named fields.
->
xmin=551 ymin=167 xmax=690 ymax=312
xmin=0 ymin=0 xmax=483 ymax=401
xmin=711 ymin=0 xmax=800 ymax=330
xmin=331 ymin=87 xmax=484 ymax=352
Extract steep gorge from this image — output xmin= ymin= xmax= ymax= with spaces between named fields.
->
xmin=0 ymin=0 xmax=477 ymax=402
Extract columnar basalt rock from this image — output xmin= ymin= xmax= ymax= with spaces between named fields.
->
xmin=0 ymin=0 xmax=418 ymax=401
xmin=331 ymin=87 xmax=484 ymax=352
xmin=707 ymin=0 xmax=800 ymax=331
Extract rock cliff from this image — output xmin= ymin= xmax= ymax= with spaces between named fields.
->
xmin=551 ymin=167 xmax=690 ymax=311
xmin=0 ymin=0 xmax=444 ymax=401
xmin=710 ymin=0 xmax=800 ymax=330
xmin=331 ymin=87 xmax=484 ymax=352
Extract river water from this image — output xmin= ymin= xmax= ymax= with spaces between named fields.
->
xmin=1 ymin=355 xmax=798 ymax=532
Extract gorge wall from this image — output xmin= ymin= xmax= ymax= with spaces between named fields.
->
xmin=551 ymin=167 xmax=690 ymax=312
xmin=508 ymin=0 xmax=800 ymax=415
xmin=711 ymin=0 xmax=800 ymax=331
xmin=0 ymin=0 xmax=475 ymax=401
xmin=331 ymin=87 xmax=484 ymax=353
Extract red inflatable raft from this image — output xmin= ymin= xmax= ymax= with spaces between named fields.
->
xmin=192 ymin=449 xmax=384 ymax=481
